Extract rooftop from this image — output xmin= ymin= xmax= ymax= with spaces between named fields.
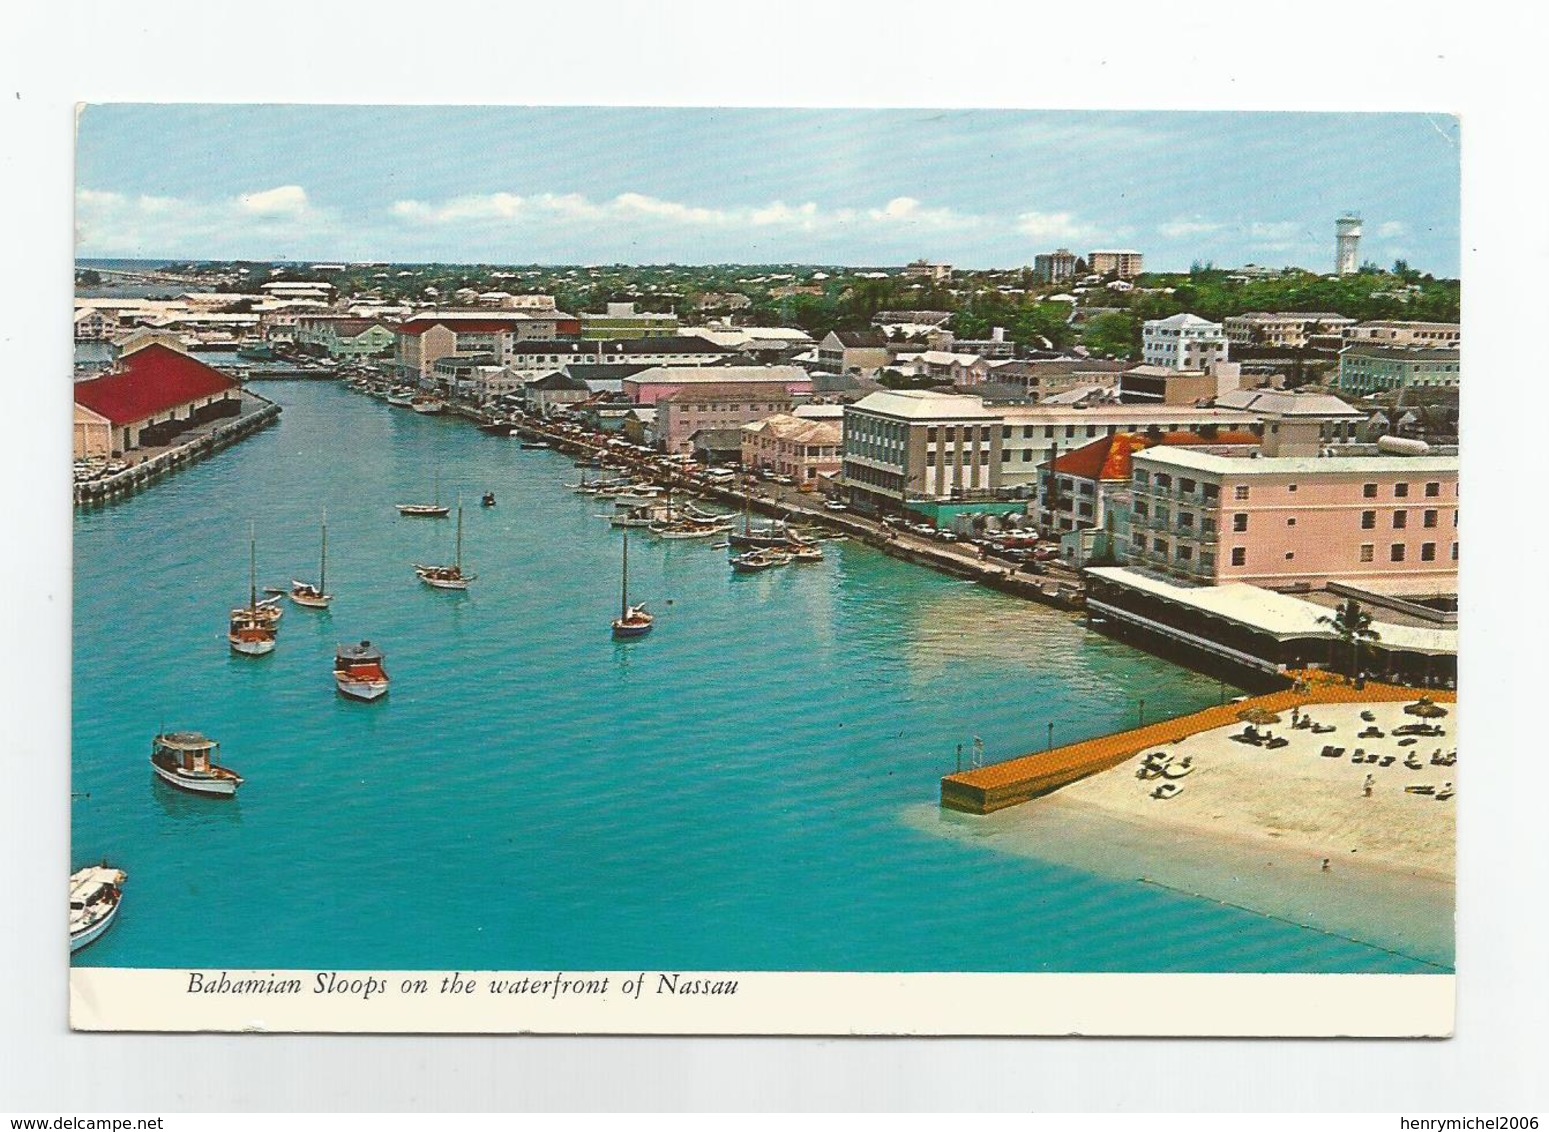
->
xmin=848 ymin=389 xmax=1000 ymax=421
xmin=1133 ymin=446 xmax=1459 ymax=476
xmin=73 ymin=344 xmax=239 ymax=426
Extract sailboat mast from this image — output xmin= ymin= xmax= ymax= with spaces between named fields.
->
xmin=455 ymin=502 xmax=463 ymax=569
xmin=248 ymin=521 xmax=257 ymax=611
xmin=319 ymin=508 xmax=328 ymax=594
xmin=621 ymin=534 xmax=629 ymax=618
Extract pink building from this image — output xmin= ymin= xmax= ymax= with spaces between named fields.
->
xmin=741 ymin=414 xmax=843 ymax=484
xmin=1126 ymin=446 xmax=1458 ymax=590
xmin=655 ymin=384 xmax=796 ymax=455
xmin=624 ymin=365 xmax=812 ymax=407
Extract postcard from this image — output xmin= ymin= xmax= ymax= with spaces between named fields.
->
xmin=68 ymin=105 xmax=1459 ymax=1035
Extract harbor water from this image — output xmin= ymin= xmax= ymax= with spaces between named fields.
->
xmin=72 ymin=380 xmax=1444 ymax=973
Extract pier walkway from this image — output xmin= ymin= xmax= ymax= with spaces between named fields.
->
xmin=939 ymin=671 xmax=1457 ymax=814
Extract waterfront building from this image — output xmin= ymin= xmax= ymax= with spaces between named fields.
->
xmin=1142 ymin=313 xmax=1229 ymax=373
xmin=655 ymin=384 xmax=796 ymax=455
xmin=1086 ymin=250 xmax=1145 ymax=280
xmin=504 ymin=337 xmax=733 ymax=381
xmin=624 ymin=364 xmax=811 ymax=408
xmin=740 ymin=414 xmax=843 ymax=485
xmin=293 ymin=316 xmax=395 ymax=359
xmin=1124 ymin=443 xmax=1458 ymax=590
xmin=579 ymin=301 xmax=680 ymax=340
xmin=1343 ymin=321 xmax=1460 ymax=349
xmin=393 ymin=311 xmax=583 ymax=384
xmin=1033 ymin=249 xmax=1079 ymax=283
xmin=261 ymin=280 xmax=334 ymax=301
xmin=74 ymin=307 xmax=116 ymax=341
xmin=74 ymin=404 xmax=112 ymax=459
xmin=111 ymin=328 xmax=188 ymax=361
xmin=1035 ymin=429 xmax=1260 ymax=546
xmin=841 ymin=390 xmax=1003 ymax=512
xmin=1337 ymin=346 xmax=1461 ymax=395
xmin=524 ymin=371 xmax=594 ymax=416
xmin=73 ymin=344 xmax=242 ymax=457
xmin=1223 ymin=312 xmax=1357 ymax=350
xmin=816 ymin=330 xmax=890 ymax=378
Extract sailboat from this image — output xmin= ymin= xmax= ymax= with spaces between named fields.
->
xmin=396 ymin=470 xmax=450 ymax=517
xmin=290 ymin=509 xmax=333 ymax=608
xmin=611 ymin=534 xmax=654 ymax=638
xmin=414 ymin=501 xmax=475 ymax=589
xmin=228 ymin=523 xmax=278 ymax=656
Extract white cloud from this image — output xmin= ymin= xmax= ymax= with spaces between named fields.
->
xmin=238 ymin=185 xmax=311 ymax=218
xmin=1158 ymin=218 xmax=1225 ymax=240
xmin=1377 ymin=220 xmax=1408 ymax=238
xmin=1249 ymin=221 xmax=1301 ymax=243
xmin=1013 ymin=209 xmax=1095 ymax=242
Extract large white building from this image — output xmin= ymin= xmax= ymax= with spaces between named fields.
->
xmin=1142 ymin=313 xmax=1229 ymax=373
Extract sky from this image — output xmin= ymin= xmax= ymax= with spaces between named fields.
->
xmin=74 ymin=106 xmax=1461 ymax=276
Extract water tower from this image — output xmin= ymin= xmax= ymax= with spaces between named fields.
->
xmin=1335 ymin=214 xmax=1362 ymax=276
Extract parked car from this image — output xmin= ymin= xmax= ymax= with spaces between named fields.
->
xmin=823 ymin=500 xmax=849 ymax=512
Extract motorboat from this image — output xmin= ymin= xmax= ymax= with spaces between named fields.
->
xmin=610 ymin=534 xmax=654 ymax=639
xmin=70 ymin=865 xmax=126 ymax=953
xmin=334 ymin=640 xmax=390 ymax=701
xmin=150 ymin=730 xmax=244 ymax=796
xmin=730 ymin=548 xmax=792 ymax=572
xmin=410 ymin=395 xmax=446 ymax=414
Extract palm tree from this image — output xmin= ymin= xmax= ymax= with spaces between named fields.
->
xmin=1318 ymin=598 xmax=1380 ymax=682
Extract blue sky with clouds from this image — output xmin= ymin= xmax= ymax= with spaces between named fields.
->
xmin=75 ymin=106 xmax=1460 ymax=274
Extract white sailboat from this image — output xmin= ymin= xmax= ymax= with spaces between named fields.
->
xmin=415 ymin=501 xmax=475 ymax=589
xmin=228 ymin=524 xmax=278 ymax=656
xmin=397 ymin=470 xmax=450 ymax=518
xmin=611 ymin=533 xmax=654 ymax=638
xmin=290 ymin=509 xmax=333 ymax=608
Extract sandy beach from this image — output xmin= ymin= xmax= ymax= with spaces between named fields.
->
xmin=911 ymin=695 xmax=1456 ymax=967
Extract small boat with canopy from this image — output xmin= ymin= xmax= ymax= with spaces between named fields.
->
xmin=150 ymin=730 xmax=244 ymax=797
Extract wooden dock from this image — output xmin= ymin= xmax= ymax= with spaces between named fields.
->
xmin=939 ymin=672 xmax=1457 ymax=814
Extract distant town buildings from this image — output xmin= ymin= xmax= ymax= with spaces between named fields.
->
xmin=655 ymin=383 xmax=798 ymax=455
xmin=579 ymin=301 xmax=680 ymax=340
xmin=1342 ymin=321 xmax=1460 ymax=348
xmin=903 ymin=260 xmax=953 ymax=283
xmin=1141 ymin=313 xmax=1229 ymax=373
xmin=1086 ymin=250 xmax=1145 ymax=280
xmin=1223 ymin=312 xmax=1357 ymax=350
xmin=1337 ymin=346 xmax=1461 ymax=394
xmin=741 ymin=414 xmax=843 ymax=485
xmin=817 ymin=330 xmax=890 ymax=377
xmin=1033 ymin=249 xmax=1079 ymax=283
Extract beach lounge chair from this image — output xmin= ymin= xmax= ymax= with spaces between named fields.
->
xmin=1310 ymin=723 xmax=1335 ymax=734
xmin=1265 ymin=737 xmax=1289 ymax=750
xmin=1405 ymin=784 xmax=1436 ymax=795
xmin=1378 ymin=755 xmax=1395 ymax=767
xmin=1360 ymin=710 xmax=1376 ymax=722
xmin=1398 ymin=737 xmax=1417 ymax=747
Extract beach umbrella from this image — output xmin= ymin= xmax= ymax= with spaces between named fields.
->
xmin=1236 ymin=707 xmax=1282 ymax=725
xmin=1404 ymin=699 xmax=1448 ymax=718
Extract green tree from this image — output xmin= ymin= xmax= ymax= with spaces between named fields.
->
xmin=1317 ymin=599 xmax=1381 ymax=680
xmin=1081 ymin=313 xmax=1139 ymax=360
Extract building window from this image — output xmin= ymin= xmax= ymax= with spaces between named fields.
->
xmin=1022 ymin=450 xmax=1033 ymax=462
xmin=1154 ymin=538 xmax=1168 ymax=553
xmin=1363 ymin=483 xmax=1378 ymax=498
xmin=1425 ymin=481 xmax=1441 ymax=497
xmin=1391 ymin=543 xmax=1406 ymax=562
xmin=1156 ymin=474 xmax=1172 ymax=489
xmin=1393 ymin=511 xmax=1407 ymax=530
xmin=1180 ymin=478 xmax=1196 ymax=493
xmin=1360 ymin=544 xmax=1374 ymax=562
xmin=1421 ymin=543 xmax=1437 ymax=561
xmin=1285 ymin=551 xmax=1295 ymax=560
xmin=1423 ymin=510 xmax=1438 ymax=528
xmin=1287 ymin=483 xmax=1298 ymax=493
xmin=1232 ymin=513 xmax=1248 ymax=532
xmin=1395 ymin=482 xmax=1410 ymax=498
xmin=1234 ymin=484 xmax=1249 ymax=501
xmin=1065 ymin=425 xmax=1075 ymax=438
xmin=1001 ymin=449 xmax=1012 ymax=463
xmin=1361 ymin=510 xmax=1376 ymax=529
xmin=1287 ymin=517 xmax=1296 ymax=526
xmin=1452 ymin=543 xmax=1459 ymax=561
xmin=1230 ymin=547 xmax=1246 ymax=566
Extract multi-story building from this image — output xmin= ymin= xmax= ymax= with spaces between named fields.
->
xmin=1342 ymin=321 xmax=1460 ymax=348
xmin=816 ymin=330 xmax=890 ymax=377
xmin=579 ymin=302 xmax=680 ymax=340
xmin=1212 ymin=388 xmax=1367 ymax=443
xmin=841 ymin=390 xmax=1002 ymax=512
xmin=623 ymin=364 xmax=811 ymax=408
xmin=741 ymin=414 xmax=843 ymax=485
xmin=903 ymin=260 xmax=953 ymax=283
xmin=1337 ymin=346 xmax=1461 ymax=394
xmin=1142 ymin=313 xmax=1229 ymax=373
xmin=1223 ymin=312 xmax=1356 ymax=349
xmin=1086 ymin=250 xmax=1145 ymax=280
xmin=984 ymin=358 xmax=1126 ymax=400
xmin=73 ymin=344 xmax=243 ymax=457
xmin=1033 ymin=249 xmax=1079 ymax=283
xmin=656 ymin=384 xmax=796 ymax=455
xmin=1124 ymin=443 xmax=1458 ymax=590
xmin=293 ymin=316 xmax=395 ymax=358
xmin=393 ymin=312 xmax=582 ymax=383
xmin=504 ymin=336 xmax=732 ymax=380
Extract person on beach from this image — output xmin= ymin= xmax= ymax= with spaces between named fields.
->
xmin=1363 ymin=774 xmax=1375 ymax=798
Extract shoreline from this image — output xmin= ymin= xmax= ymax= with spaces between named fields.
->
xmin=910 ymin=696 xmax=1457 ymax=968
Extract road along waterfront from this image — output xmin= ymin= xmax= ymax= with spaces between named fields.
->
xmin=72 ymin=379 xmax=1445 ymax=973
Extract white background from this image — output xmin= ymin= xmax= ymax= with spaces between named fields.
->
xmin=3 ymin=0 xmax=1545 ymax=1113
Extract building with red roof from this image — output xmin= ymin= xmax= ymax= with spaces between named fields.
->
xmin=1039 ymin=430 xmax=1260 ymax=561
xmin=73 ymin=344 xmax=242 ymax=457
xmin=393 ymin=310 xmax=581 ymax=384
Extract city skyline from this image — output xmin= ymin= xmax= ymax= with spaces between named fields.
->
xmin=75 ymin=107 xmax=1461 ymax=276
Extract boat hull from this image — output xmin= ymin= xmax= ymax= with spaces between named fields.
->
xmin=612 ymin=622 xmax=653 ymax=638
xmin=290 ymin=584 xmax=332 ymax=609
xmin=70 ymin=902 xmax=121 ymax=953
xmin=397 ymin=505 xmax=450 ymax=517
xmin=151 ymin=759 xmax=242 ymax=797
xmin=335 ymin=675 xmax=390 ymax=701
xmin=228 ymin=635 xmax=276 ymax=656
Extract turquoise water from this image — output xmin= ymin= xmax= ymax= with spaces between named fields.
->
xmin=71 ymin=381 xmax=1439 ymax=973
